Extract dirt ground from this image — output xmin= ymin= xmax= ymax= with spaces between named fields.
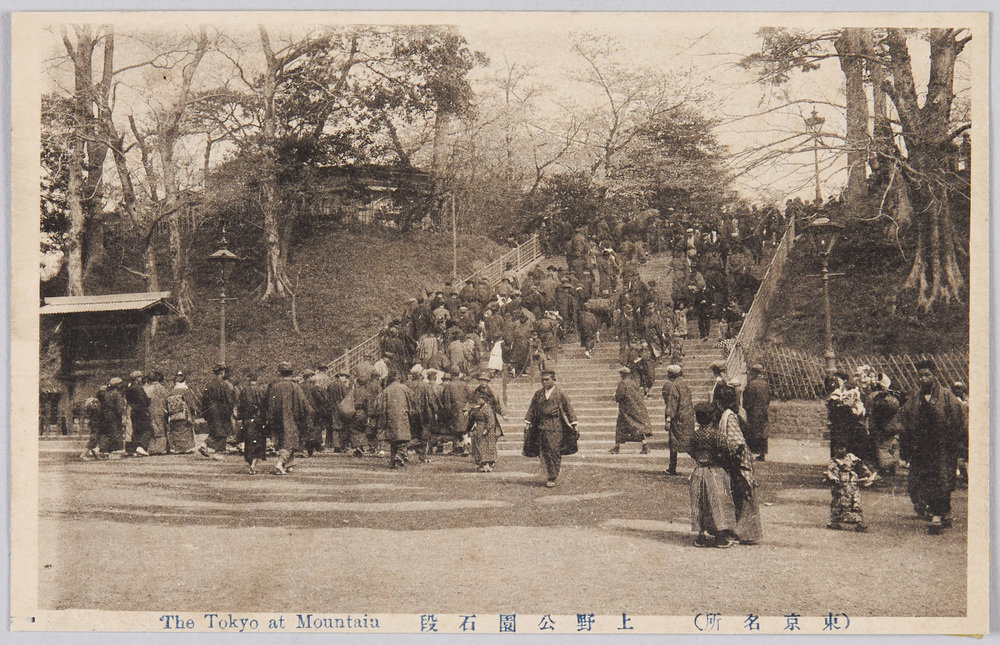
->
xmin=37 ymin=439 xmax=968 ymax=618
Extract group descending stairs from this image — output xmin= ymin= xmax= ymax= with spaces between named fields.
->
xmin=497 ymin=251 xmax=727 ymax=455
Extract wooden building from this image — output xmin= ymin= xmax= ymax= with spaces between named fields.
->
xmin=39 ymin=291 xmax=172 ymax=434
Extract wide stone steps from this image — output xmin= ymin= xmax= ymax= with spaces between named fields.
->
xmin=493 ymin=251 xmax=731 ymax=454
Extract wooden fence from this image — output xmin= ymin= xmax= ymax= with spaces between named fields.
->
xmin=740 ymin=342 xmax=969 ymax=399
xmin=326 ymin=234 xmax=542 ymax=376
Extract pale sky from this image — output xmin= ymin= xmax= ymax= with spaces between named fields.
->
xmin=39 ymin=13 xmax=966 ymax=207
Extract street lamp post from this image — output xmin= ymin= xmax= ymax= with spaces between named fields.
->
xmin=208 ymin=234 xmax=240 ymax=367
xmin=807 ymin=217 xmax=844 ymax=375
xmin=804 ymin=108 xmax=826 ymax=204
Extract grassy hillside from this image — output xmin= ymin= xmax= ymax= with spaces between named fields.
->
xmin=764 ymin=227 xmax=969 ymax=357
xmin=145 ymin=225 xmax=508 ymax=387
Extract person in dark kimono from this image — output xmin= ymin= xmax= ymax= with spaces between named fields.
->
xmin=578 ymin=309 xmax=599 ymax=359
xmin=405 ymin=365 xmax=431 ymax=459
xmin=201 ymin=364 xmax=237 ymax=454
xmin=523 ymin=370 xmax=578 ymax=487
xmin=354 ymin=371 xmax=383 ymax=456
xmin=439 ymin=367 xmax=471 ymax=456
xmin=610 ymin=367 xmax=651 ymax=454
xmin=123 ymin=370 xmax=153 ymax=456
xmin=235 ymin=372 xmax=268 ymax=474
xmin=662 ymin=364 xmax=695 ymax=476
xmin=375 ymin=371 xmax=414 ymax=469
xmin=506 ymin=318 xmax=531 ymax=377
xmin=80 ymin=390 xmax=105 ymax=460
xmin=897 ymin=360 xmax=966 ymax=534
xmin=301 ymin=369 xmax=329 ymax=456
xmin=263 ymin=361 xmax=312 ymax=475
xmin=742 ymin=364 xmax=771 ymax=461
xmin=327 ymin=371 xmax=352 ymax=451
xmin=100 ymin=377 xmax=127 ymax=455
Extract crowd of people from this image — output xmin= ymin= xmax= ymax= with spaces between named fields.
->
xmin=822 ymin=361 xmax=969 ymax=535
xmin=76 ymin=205 xmax=968 ymax=543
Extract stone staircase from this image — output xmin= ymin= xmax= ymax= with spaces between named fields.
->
xmin=496 ymin=252 xmax=727 ymax=454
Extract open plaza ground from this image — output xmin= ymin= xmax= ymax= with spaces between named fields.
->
xmin=37 ymin=437 xmax=967 ymax=618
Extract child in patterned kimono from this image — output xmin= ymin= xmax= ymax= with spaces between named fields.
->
xmin=825 ymin=445 xmax=877 ymax=531
xmin=468 ymin=390 xmax=500 ymax=472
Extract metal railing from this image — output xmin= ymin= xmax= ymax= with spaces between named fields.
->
xmin=326 ymin=234 xmax=542 ymax=376
xmin=725 ymin=217 xmax=795 ymax=384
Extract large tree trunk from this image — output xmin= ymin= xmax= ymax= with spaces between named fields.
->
xmin=144 ymin=244 xmax=161 ymax=336
xmin=61 ymin=25 xmax=105 ymax=295
xmin=431 ymin=108 xmax=453 ymax=209
xmin=259 ymin=26 xmax=292 ymax=300
xmin=261 ymin=182 xmax=288 ymax=300
xmin=160 ymin=140 xmax=194 ymax=318
xmin=885 ymin=28 xmax=968 ymax=310
xmin=835 ymin=28 xmax=869 ymax=206
xmin=65 ymin=132 xmax=86 ymax=296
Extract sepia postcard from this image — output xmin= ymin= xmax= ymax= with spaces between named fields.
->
xmin=9 ymin=10 xmax=991 ymax=635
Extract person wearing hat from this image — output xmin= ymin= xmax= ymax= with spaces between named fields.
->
xmin=165 ymin=372 xmax=199 ymax=454
xmin=95 ymin=379 xmax=127 ymax=457
xmin=709 ymin=361 xmax=728 ymax=406
xmin=123 ymin=370 xmax=153 ymax=457
xmin=610 ymin=367 xmax=651 ymax=454
xmin=534 ymin=310 xmax=560 ymax=366
xmin=377 ymin=370 xmax=415 ymax=469
xmin=405 ymin=364 xmax=434 ymax=460
xmin=201 ymin=364 xmax=238 ymax=456
xmin=235 ymin=371 xmax=268 ymax=474
xmin=446 ymin=333 xmax=472 ymax=378
xmin=327 ymin=370 xmax=353 ymax=452
xmin=474 ymin=374 xmax=503 ymax=419
xmin=301 ymin=369 xmax=330 ymax=456
xmin=742 ymin=364 xmax=772 ymax=461
xmin=896 ymin=360 xmax=966 ymax=534
xmin=372 ymin=353 xmax=391 ymax=387
xmin=662 ymin=364 xmax=694 ymax=476
xmin=523 ymin=370 xmax=578 ymax=487
xmin=263 ymin=361 xmax=313 ymax=474
xmin=79 ymin=388 xmax=107 ymax=461
xmin=439 ymin=366 xmax=471 ymax=456
xmin=352 ymin=366 xmax=384 ymax=457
